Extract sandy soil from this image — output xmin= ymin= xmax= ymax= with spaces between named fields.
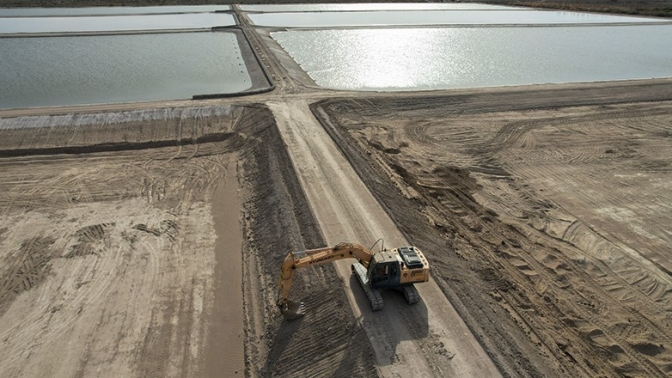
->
xmin=314 ymin=80 xmax=672 ymax=377
xmin=0 ymin=102 xmax=379 ymax=378
xmin=3 ymin=76 xmax=672 ymax=378
xmin=0 ymin=105 xmax=255 ymax=377
xmin=2 ymin=3 xmax=672 ymax=377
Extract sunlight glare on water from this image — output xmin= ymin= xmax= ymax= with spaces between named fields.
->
xmin=330 ymin=29 xmax=461 ymax=89
xmin=272 ymin=26 xmax=672 ymax=91
xmin=275 ymin=28 xmax=503 ymax=90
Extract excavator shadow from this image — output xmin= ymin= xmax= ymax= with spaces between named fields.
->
xmin=264 ymin=280 xmax=430 ymax=375
xmin=265 ymin=284 xmax=383 ymax=376
xmin=347 ymin=273 xmax=430 ymax=359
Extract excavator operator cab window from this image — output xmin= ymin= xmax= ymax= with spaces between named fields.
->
xmin=374 ymin=263 xmax=399 ymax=278
xmin=373 ymin=263 xmax=391 ymax=282
xmin=372 ymin=262 xmax=401 ymax=286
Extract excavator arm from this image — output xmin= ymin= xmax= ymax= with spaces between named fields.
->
xmin=277 ymin=242 xmax=375 ymax=319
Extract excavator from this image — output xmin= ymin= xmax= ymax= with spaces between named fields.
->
xmin=277 ymin=241 xmax=430 ymax=320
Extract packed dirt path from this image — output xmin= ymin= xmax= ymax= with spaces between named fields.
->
xmin=268 ymin=99 xmax=501 ymax=378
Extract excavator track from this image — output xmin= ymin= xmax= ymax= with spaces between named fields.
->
xmin=352 ymin=262 xmax=384 ymax=311
xmin=402 ymin=284 xmax=420 ymax=304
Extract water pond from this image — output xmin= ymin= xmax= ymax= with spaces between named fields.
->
xmin=0 ymin=5 xmax=230 ymax=17
xmin=240 ymin=3 xmax=515 ymax=12
xmin=272 ymin=25 xmax=672 ymax=91
xmin=0 ymin=32 xmax=252 ymax=109
xmin=0 ymin=13 xmax=235 ymax=34
xmin=251 ymin=9 xmax=664 ymax=28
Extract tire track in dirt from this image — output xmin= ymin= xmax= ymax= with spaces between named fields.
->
xmin=415 ymin=176 xmax=630 ymax=376
xmin=238 ymin=109 xmax=377 ymax=378
xmin=316 ymin=101 xmax=551 ymax=378
xmin=438 ymin=117 xmax=672 ymax=376
xmin=0 ymin=236 xmax=56 ymax=316
xmin=0 ymin=106 xmax=265 ymax=378
xmin=315 ymin=87 xmax=672 ymax=377
xmin=272 ymin=99 xmax=501 ymax=378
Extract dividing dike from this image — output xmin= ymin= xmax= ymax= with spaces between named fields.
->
xmin=269 ymin=99 xmax=502 ymax=378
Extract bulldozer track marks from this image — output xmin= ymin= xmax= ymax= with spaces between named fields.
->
xmin=317 ymin=88 xmax=672 ymax=377
xmin=421 ymin=137 xmax=672 ymax=376
xmin=0 ymin=104 xmax=275 ymax=378
xmin=67 ymin=223 xmax=115 ymax=258
xmin=0 ymin=236 xmax=55 ymax=316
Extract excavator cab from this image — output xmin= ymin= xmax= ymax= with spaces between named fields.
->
xmin=368 ymin=252 xmax=402 ymax=289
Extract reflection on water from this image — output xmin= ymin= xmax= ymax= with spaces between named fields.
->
xmin=272 ymin=26 xmax=672 ymax=91
xmin=0 ymin=5 xmax=230 ymax=17
xmin=240 ymin=3 xmax=516 ymax=12
xmin=0 ymin=13 xmax=235 ymax=34
xmin=0 ymin=32 xmax=251 ymax=109
xmin=251 ymin=9 xmax=663 ymax=27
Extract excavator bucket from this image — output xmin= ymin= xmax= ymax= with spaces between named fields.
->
xmin=281 ymin=300 xmax=306 ymax=321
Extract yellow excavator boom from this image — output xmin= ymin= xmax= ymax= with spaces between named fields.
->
xmin=277 ymin=241 xmax=430 ymax=320
xmin=277 ymin=242 xmax=375 ymax=317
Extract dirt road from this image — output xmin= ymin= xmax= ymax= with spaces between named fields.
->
xmin=269 ymin=99 xmax=501 ymax=377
